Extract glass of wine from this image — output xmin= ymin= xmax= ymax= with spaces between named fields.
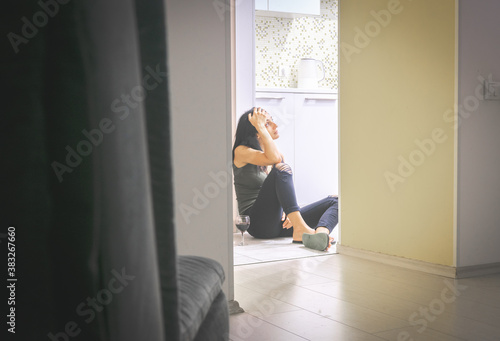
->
xmin=235 ymin=215 xmax=250 ymax=246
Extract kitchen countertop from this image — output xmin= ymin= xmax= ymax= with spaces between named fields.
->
xmin=256 ymin=87 xmax=337 ymax=94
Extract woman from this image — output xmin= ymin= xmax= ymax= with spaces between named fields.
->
xmin=232 ymin=107 xmax=338 ymax=251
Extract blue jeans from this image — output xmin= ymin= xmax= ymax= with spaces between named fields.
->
xmin=245 ymin=163 xmax=338 ymax=239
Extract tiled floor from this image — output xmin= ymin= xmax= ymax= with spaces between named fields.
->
xmin=230 ymin=253 xmax=500 ymax=341
xmin=233 ymin=232 xmax=337 ymax=266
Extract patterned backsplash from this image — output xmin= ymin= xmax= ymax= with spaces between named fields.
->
xmin=255 ymin=0 xmax=338 ymax=89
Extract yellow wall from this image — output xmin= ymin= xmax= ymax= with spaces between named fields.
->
xmin=339 ymin=0 xmax=456 ymax=265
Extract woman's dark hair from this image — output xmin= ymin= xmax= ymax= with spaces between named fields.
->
xmin=232 ymin=107 xmax=262 ymax=161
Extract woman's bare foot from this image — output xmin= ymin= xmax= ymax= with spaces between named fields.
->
xmin=292 ymin=227 xmax=315 ymax=242
xmin=314 ymin=227 xmax=334 ymax=251
xmin=287 ymin=211 xmax=315 ymax=242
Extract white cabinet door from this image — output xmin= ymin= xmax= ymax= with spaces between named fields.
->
xmin=255 ymin=0 xmax=268 ymax=11
xmin=268 ymin=0 xmax=320 ymax=16
xmin=255 ymin=92 xmax=295 ymax=170
xmin=255 ymin=91 xmax=338 ymax=207
xmin=294 ymin=94 xmax=338 ymax=205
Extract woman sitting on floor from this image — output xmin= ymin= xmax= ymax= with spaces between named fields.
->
xmin=232 ymin=107 xmax=338 ymax=251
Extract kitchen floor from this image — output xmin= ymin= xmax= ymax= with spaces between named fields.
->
xmin=229 ymin=254 xmax=500 ymax=341
xmin=233 ymin=232 xmax=337 ymax=266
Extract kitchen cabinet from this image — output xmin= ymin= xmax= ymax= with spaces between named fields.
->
xmin=255 ymin=90 xmax=338 ymax=205
xmin=294 ymin=93 xmax=338 ymax=205
xmin=255 ymin=0 xmax=268 ymax=11
xmin=255 ymin=0 xmax=320 ymax=17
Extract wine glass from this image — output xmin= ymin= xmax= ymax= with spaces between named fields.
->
xmin=235 ymin=215 xmax=250 ymax=246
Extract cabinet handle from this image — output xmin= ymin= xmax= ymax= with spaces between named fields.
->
xmin=255 ymin=96 xmax=285 ymax=100
xmin=304 ymin=97 xmax=336 ymax=101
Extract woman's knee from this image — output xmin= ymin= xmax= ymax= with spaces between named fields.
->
xmin=327 ymin=195 xmax=338 ymax=206
xmin=275 ymin=162 xmax=292 ymax=175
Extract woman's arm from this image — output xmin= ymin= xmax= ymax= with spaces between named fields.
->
xmin=234 ymin=108 xmax=282 ymax=167
xmin=234 ymin=145 xmax=280 ymax=167
xmin=251 ymin=109 xmax=282 ymax=163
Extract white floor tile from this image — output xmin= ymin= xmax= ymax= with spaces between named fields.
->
xmin=264 ymin=310 xmax=386 ymax=341
xmin=233 ymin=232 xmax=337 ymax=266
xmin=229 ymin=312 xmax=307 ymax=341
xmin=276 ymin=285 xmax=409 ymax=334
xmin=375 ymin=326 xmax=467 ymax=341
xmin=235 ymin=284 xmax=302 ymax=317
xmin=230 ymin=254 xmax=500 ymax=341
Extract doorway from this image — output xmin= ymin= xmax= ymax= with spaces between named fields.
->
xmin=232 ymin=0 xmax=339 ymax=265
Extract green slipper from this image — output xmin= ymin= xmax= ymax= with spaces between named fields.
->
xmin=302 ymin=233 xmax=329 ymax=251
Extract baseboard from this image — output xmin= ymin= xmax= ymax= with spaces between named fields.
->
xmin=337 ymin=244 xmax=457 ymax=278
xmin=456 ymin=262 xmax=500 ymax=278
xmin=337 ymin=245 xmax=500 ymax=278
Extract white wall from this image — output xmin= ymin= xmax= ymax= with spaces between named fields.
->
xmin=457 ymin=0 xmax=500 ymax=267
xmin=166 ymin=0 xmax=233 ymax=297
xmin=235 ymin=0 xmax=255 ymax=117
xmin=163 ymin=0 xmax=500 ymax=302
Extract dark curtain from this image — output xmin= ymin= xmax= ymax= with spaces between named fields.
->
xmin=2 ymin=0 xmax=177 ymax=340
